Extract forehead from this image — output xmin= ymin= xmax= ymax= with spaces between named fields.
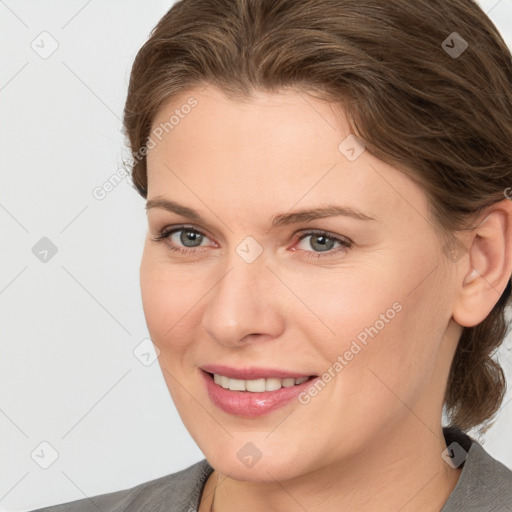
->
xmin=149 ymin=85 xmax=349 ymax=158
xmin=146 ymin=85 xmax=429 ymax=230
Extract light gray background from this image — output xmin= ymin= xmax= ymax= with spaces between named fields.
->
xmin=1 ymin=1 xmax=511 ymax=510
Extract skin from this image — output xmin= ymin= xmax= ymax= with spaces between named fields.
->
xmin=140 ymin=85 xmax=512 ymax=512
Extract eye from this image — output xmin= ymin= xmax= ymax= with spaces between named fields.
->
xmin=151 ymin=225 xmax=213 ymax=254
xmin=293 ymin=230 xmax=352 ymax=258
xmin=151 ymin=225 xmax=352 ymax=258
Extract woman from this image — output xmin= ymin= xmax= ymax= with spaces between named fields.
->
xmin=33 ymin=0 xmax=512 ymax=510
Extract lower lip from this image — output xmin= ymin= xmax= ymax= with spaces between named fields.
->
xmin=201 ymin=370 xmax=318 ymax=418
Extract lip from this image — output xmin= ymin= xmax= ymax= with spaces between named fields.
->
xmin=200 ymin=364 xmax=313 ymax=380
xmin=200 ymin=368 xmax=318 ymax=418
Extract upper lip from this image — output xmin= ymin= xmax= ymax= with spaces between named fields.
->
xmin=201 ymin=364 xmax=316 ymax=380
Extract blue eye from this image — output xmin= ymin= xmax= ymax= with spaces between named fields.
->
xmin=151 ymin=225 xmax=352 ymax=258
xmin=294 ymin=230 xmax=352 ymax=258
xmin=152 ymin=225 xmax=211 ymax=254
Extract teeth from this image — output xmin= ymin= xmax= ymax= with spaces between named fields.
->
xmin=265 ymin=378 xmax=282 ymax=391
xmin=212 ymin=373 xmax=311 ymax=392
xmin=228 ymin=378 xmax=246 ymax=391
xmin=282 ymin=378 xmax=296 ymax=387
xmin=246 ymin=378 xmax=266 ymax=392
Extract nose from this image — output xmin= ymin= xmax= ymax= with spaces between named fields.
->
xmin=200 ymin=252 xmax=285 ymax=347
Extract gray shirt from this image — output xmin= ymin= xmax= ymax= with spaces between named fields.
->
xmin=31 ymin=429 xmax=512 ymax=511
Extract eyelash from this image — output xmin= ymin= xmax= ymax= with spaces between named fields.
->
xmin=151 ymin=224 xmax=352 ymax=258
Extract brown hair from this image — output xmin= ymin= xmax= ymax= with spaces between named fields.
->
xmin=123 ymin=0 xmax=512 ymax=432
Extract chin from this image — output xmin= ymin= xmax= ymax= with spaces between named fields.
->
xmin=199 ymin=432 xmax=315 ymax=482
xmin=210 ymin=453 xmax=305 ymax=482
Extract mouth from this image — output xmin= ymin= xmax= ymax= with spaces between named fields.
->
xmin=209 ymin=372 xmax=313 ymax=392
xmin=200 ymin=367 xmax=318 ymax=417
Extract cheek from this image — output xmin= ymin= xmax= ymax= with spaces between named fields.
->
xmin=139 ymin=252 xmax=206 ymax=410
xmin=336 ymin=277 xmax=447 ymax=419
xmin=296 ymin=259 xmax=445 ymax=406
xmin=289 ymin=265 xmax=405 ymax=355
xmin=139 ymin=249 xmax=205 ymax=351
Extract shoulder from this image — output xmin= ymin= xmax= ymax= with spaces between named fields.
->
xmin=442 ymin=428 xmax=512 ymax=512
xmin=30 ymin=459 xmax=214 ymax=512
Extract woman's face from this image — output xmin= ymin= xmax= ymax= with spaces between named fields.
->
xmin=141 ymin=85 xmax=461 ymax=481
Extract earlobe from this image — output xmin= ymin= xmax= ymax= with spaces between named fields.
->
xmin=452 ymin=199 xmax=512 ymax=328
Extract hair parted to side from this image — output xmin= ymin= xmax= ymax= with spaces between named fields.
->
xmin=123 ymin=0 xmax=512 ymax=432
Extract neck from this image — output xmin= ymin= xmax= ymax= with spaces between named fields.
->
xmin=207 ymin=421 xmax=461 ymax=512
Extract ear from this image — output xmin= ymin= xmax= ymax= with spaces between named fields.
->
xmin=452 ymin=198 xmax=512 ymax=328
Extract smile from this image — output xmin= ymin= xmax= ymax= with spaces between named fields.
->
xmin=201 ymin=367 xmax=318 ymax=417
xmin=212 ymin=373 xmax=309 ymax=392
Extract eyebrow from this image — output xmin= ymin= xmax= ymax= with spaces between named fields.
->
xmin=145 ymin=197 xmax=376 ymax=229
